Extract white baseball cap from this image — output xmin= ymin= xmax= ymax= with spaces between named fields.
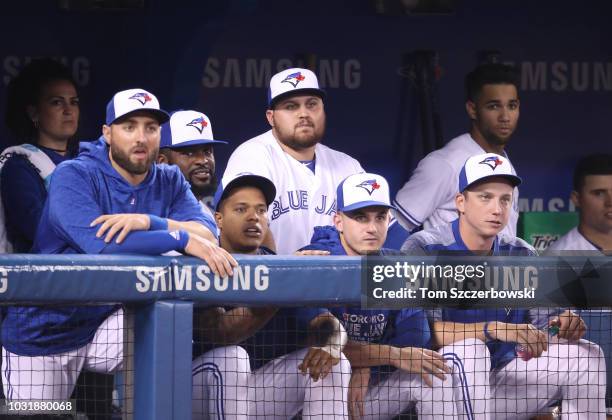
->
xmin=160 ymin=110 xmax=228 ymax=149
xmin=267 ymin=67 xmax=326 ymax=108
xmin=105 ymin=88 xmax=169 ymax=125
xmin=337 ymin=173 xmax=394 ymax=212
xmin=458 ymin=153 xmax=522 ymax=192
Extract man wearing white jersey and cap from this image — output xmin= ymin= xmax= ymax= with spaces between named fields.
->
xmin=158 ymin=110 xmax=228 ymax=218
xmin=394 ymin=63 xmax=521 ymax=237
xmin=548 ymin=153 xmax=612 ymax=253
xmin=222 ymin=67 xmax=364 ymax=254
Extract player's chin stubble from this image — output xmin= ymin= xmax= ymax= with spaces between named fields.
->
xmin=277 ymin=128 xmax=325 ymax=151
xmin=111 ymin=146 xmax=158 ymax=175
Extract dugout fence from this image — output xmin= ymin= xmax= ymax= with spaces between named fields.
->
xmin=0 ymin=254 xmax=609 ymax=419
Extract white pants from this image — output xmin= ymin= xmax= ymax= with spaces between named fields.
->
xmin=192 ymin=345 xmax=351 ymax=419
xmin=491 ymin=339 xmax=607 ymax=420
xmin=361 ymin=338 xmax=491 ymax=420
xmin=2 ymin=308 xmax=123 ymax=401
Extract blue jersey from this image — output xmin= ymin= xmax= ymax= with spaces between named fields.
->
xmin=3 ymin=138 xmax=216 ymax=356
xmin=243 ymin=306 xmax=328 ymax=370
xmin=402 ymin=219 xmax=537 ymax=369
xmin=301 ymin=226 xmax=431 ymax=350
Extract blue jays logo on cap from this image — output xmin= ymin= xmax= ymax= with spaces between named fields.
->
xmin=186 ymin=116 xmax=208 ymax=134
xmin=356 ymin=179 xmax=381 ymax=196
xmin=129 ymin=92 xmax=152 ymax=105
xmin=281 ymin=71 xmax=306 ymax=88
xmin=479 ymin=155 xmax=504 ymax=170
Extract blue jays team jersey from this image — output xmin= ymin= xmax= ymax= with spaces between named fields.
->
xmin=403 ymin=219 xmax=537 ymax=369
xmin=330 ymin=307 xmax=431 ymax=349
xmin=302 ymin=226 xmax=432 ymax=351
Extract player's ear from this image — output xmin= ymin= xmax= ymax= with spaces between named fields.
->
xmin=26 ymin=105 xmax=38 ymax=126
xmin=570 ymin=190 xmax=580 ymax=209
xmin=157 ymin=152 xmax=168 ymax=164
xmin=465 ymin=100 xmax=477 ymax=120
xmin=333 ymin=213 xmax=343 ymax=233
xmin=265 ymin=110 xmax=275 ymax=128
xmin=455 ymin=193 xmax=466 ymax=214
xmin=102 ymin=124 xmax=112 ymax=144
xmin=214 ymin=211 xmax=223 ymax=230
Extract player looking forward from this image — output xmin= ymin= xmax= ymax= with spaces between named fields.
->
xmin=394 ymin=63 xmax=521 ymax=237
xmin=222 ymin=67 xmax=364 ymax=254
xmin=299 ymin=172 xmax=490 ymax=420
xmin=402 ymin=153 xmax=606 ymax=419
xmin=192 ymin=174 xmax=350 ymax=419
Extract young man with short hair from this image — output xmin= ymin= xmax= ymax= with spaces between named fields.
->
xmin=300 ymin=172 xmax=490 ymax=419
xmin=403 ymin=153 xmax=606 ymax=419
xmin=394 ymin=64 xmax=521 ymax=237
xmin=548 ymin=153 xmax=612 ymax=252
xmin=192 ymin=174 xmax=350 ymax=419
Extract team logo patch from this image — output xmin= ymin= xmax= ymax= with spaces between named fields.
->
xmin=356 ymin=179 xmax=381 ymax=195
xmin=129 ymin=92 xmax=152 ymax=105
xmin=281 ymin=71 xmax=306 ymax=88
xmin=479 ymin=156 xmax=504 ymax=170
xmin=186 ymin=116 xmax=208 ymax=134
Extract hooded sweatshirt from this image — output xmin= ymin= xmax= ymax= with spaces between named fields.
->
xmin=301 ymin=226 xmax=431 ymax=350
xmin=3 ymin=139 xmax=216 ymax=356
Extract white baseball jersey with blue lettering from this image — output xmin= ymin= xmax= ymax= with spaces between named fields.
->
xmin=393 ymin=133 xmax=519 ymax=237
xmin=547 ymin=227 xmax=601 ymax=251
xmin=222 ymin=129 xmax=364 ymax=254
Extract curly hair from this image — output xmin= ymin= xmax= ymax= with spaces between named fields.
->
xmin=4 ymin=58 xmax=77 ymax=145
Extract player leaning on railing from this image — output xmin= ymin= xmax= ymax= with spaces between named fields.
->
xmin=298 ymin=172 xmax=489 ymax=420
xmin=1 ymin=88 xmax=237 ymax=401
xmin=192 ymin=173 xmax=350 ymax=419
xmin=402 ymin=152 xmax=607 ymax=419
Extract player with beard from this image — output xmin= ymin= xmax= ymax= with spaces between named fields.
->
xmin=394 ymin=63 xmax=522 ymax=238
xmin=158 ymin=110 xmax=228 ymax=218
xmin=222 ymin=67 xmax=364 ymax=254
xmin=2 ymin=89 xmax=236 ymax=401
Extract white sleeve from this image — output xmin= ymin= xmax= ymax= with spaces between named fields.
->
xmin=393 ymin=156 xmax=454 ymax=230
xmin=222 ymin=142 xmax=273 ymax=182
xmin=400 ymin=235 xmax=427 ymax=255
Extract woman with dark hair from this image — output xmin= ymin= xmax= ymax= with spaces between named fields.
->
xmin=0 ymin=58 xmax=79 ymax=252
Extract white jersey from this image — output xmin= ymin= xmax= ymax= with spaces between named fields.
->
xmin=222 ymin=130 xmax=364 ymax=254
xmin=393 ymin=133 xmax=519 ymax=237
xmin=547 ymin=227 xmax=601 ymax=252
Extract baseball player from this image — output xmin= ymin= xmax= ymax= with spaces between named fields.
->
xmin=1 ymin=88 xmax=237 ymax=401
xmin=394 ymin=63 xmax=521 ymax=237
xmin=298 ymin=172 xmax=490 ymax=420
xmin=158 ymin=110 xmax=228 ymax=219
xmin=547 ymin=153 xmax=612 ymax=252
xmin=402 ymin=153 xmax=607 ymax=419
xmin=192 ymin=174 xmax=350 ymax=419
xmin=221 ymin=67 xmax=364 ymax=254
